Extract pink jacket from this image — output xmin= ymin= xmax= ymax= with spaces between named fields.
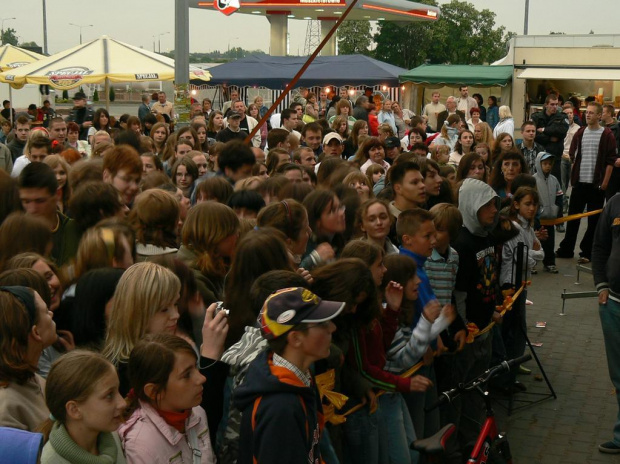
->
xmin=119 ymin=401 xmax=215 ymax=464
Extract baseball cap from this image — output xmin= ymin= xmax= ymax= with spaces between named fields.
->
xmin=73 ymin=91 xmax=87 ymax=100
xmin=259 ymin=287 xmax=345 ymax=340
xmin=228 ymin=111 xmax=243 ymax=120
xmin=323 ymin=132 xmax=343 ymax=145
xmin=385 ymin=136 xmax=401 ymax=149
xmin=539 ymin=152 xmax=554 ymax=162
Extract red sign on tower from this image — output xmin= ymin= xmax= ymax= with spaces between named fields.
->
xmin=215 ymin=0 xmax=240 ymax=15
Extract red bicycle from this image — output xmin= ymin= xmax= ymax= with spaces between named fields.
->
xmin=412 ymin=354 xmax=532 ymax=464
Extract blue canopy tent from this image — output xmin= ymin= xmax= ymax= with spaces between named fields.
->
xmin=196 ymin=54 xmax=407 ymax=88
xmin=190 ymin=54 xmax=407 ymax=112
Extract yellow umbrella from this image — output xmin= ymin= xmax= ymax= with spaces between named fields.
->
xmin=0 ymin=45 xmax=47 ymax=123
xmin=0 ymin=35 xmax=211 ymax=111
xmin=0 ymin=44 xmax=46 ymax=72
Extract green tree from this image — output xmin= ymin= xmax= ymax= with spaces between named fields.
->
xmin=373 ymin=20 xmax=437 ymax=70
xmin=19 ymin=41 xmax=40 ymax=48
xmin=93 ymin=89 xmax=99 ymax=102
xmin=373 ymin=0 xmax=515 ymax=68
xmin=1 ymin=28 xmax=18 ymax=46
xmin=109 ymin=86 xmax=115 ymax=102
xmin=337 ymin=21 xmax=372 ymax=55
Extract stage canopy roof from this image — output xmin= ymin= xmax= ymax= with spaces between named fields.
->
xmin=198 ymin=54 xmax=407 ymax=88
xmin=191 ymin=0 xmax=439 ymax=22
xmin=399 ymin=64 xmax=514 ymax=87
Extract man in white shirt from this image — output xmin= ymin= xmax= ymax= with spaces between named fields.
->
xmin=456 ymin=86 xmax=478 ymax=115
xmin=422 ymin=91 xmax=446 ymax=132
xmin=151 ymin=92 xmax=175 ymax=121
xmin=561 ymin=103 xmax=581 ymax=194
xmin=12 ymin=137 xmax=51 ymax=178
xmin=281 ymin=108 xmax=301 ymax=141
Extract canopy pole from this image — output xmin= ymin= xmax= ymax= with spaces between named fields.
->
xmin=105 ymin=78 xmax=110 ymax=113
xmin=244 ymin=0 xmax=360 ymax=145
xmin=9 ymin=85 xmax=13 ymax=126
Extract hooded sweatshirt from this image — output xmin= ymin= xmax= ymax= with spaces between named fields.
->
xmin=233 ymin=350 xmax=324 ymax=464
xmin=453 ymin=178 xmax=501 ymax=330
xmin=533 ymin=152 xmax=563 ymax=220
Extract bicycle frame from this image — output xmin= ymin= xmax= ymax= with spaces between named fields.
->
xmin=467 ymin=387 xmax=512 ymax=464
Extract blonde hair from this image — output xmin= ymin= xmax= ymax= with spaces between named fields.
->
xmin=74 ymin=220 xmax=135 ymax=278
xmin=474 ymin=122 xmax=494 ymax=145
xmin=181 ymin=202 xmax=239 ymax=276
xmin=498 ymin=105 xmax=512 ymax=119
xmin=102 ymin=262 xmax=181 ymax=365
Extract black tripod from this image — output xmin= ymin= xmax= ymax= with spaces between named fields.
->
xmin=497 ymin=242 xmax=557 ymax=415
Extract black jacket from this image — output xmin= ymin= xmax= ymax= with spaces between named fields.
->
xmin=531 ymin=109 xmax=569 ymax=157
xmin=67 ymin=106 xmax=94 ymax=140
xmin=592 ymin=193 xmax=620 ymax=302
xmin=437 ymin=110 xmax=466 ymax=131
xmin=234 ymin=350 xmax=323 ymax=464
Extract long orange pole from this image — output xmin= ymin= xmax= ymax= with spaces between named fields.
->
xmin=244 ymin=0 xmax=360 ymax=145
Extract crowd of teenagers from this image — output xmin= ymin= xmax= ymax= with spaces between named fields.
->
xmin=0 ymin=83 xmax=618 ymax=464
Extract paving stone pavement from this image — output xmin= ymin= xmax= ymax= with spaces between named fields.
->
xmin=488 ymin=224 xmax=620 ymax=464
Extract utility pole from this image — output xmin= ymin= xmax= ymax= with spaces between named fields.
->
xmin=42 ymin=0 xmax=48 ymax=54
xmin=524 ymin=0 xmax=529 ymax=35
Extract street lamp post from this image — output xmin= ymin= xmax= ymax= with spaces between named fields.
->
xmin=156 ymin=32 xmax=170 ymax=54
xmin=42 ymin=1 xmax=48 ymax=54
xmin=0 ymin=17 xmax=16 ymax=44
xmin=69 ymin=23 xmax=93 ymax=45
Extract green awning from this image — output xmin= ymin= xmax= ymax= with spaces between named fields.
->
xmin=399 ymin=64 xmax=513 ymax=87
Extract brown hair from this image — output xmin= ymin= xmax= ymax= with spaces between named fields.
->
xmin=0 ymin=213 xmax=52 ymax=271
xmin=355 ymin=198 xmax=393 ymax=237
xmin=195 ymin=176 xmax=233 ymax=204
xmin=0 ymin=288 xmax=38 ymax=383
xmin=127 ymin=333 xmax=196 ymax=411
xmin=130 ymin=190 xmax=179 ymax=248
xmin=43 ymin=154 xmax=72 ymax=209
xmin=395 ymin=208 xmax=434 ymax=244
xmin=224 ymin=228 xmax=293 ymax=347
xmin=103 ymin=145 xmax=142 ymax=177
xmin=41 ymin=350 xmax=116 ymax=441
xmin=68 ymin=181 xmax=124 ymax=232
xmin=256 ymin=199 xmax=308 ymax=242
xmin=0 ymin=170 xmax=21 ymax=226
xmin=341 ymin=239 xmax=384 ymax=267
xmin=181 ymin=202 xmax=239 ymax=276
xmin=429 ymin=203 xmax=463 ymax=241
xmin=68 ymin=158 xmax=104 ymax=191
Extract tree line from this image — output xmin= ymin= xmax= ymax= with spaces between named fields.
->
xmin=337 ymin=0 xmax=516 ymax=69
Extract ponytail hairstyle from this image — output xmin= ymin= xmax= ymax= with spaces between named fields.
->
xmin=40 ymin=350 xmax=117 ymax=441
xmin=440 ymin=114 xmax=461 ymax=139
xmin=181 ymin=202 xmax=239 ymax=277
xmin=126 ymin=333 xmax=197 ymax=414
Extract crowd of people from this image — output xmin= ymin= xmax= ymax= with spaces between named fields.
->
xmin=0 ymin=82 xmax=619 ymax=463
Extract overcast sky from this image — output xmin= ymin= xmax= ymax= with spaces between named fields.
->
xmin=2 ymin=0 xmax=618 ymax=56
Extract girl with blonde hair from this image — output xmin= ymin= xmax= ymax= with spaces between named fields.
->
xmin=43 ymin=155 xmax=71 ymax=214
xmin=102 ymin=262 xmax=181 ymax=395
